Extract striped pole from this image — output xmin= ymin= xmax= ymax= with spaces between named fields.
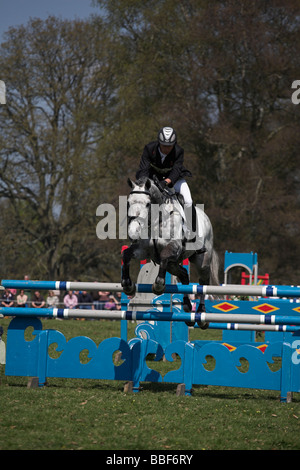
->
xmin=1 ymin=306 xmax=300 ymax=326
xmin=3 ymin=305 xmax=299 ymax=332
xmin=199 ymin=323 xmax=300 ymax=333
xmin=2 ymin=280 xmax=300 ymax=297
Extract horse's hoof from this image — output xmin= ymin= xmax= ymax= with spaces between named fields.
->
xmin=124 ymin=286 xmax=136 ymax=296
xmin=122 ymin=281 xmax=136 ymax=296
xmin=185 ymin=321 xmax=195 ymax=327
xmin=197 ymin=321 xmax=209 ymax=330
xmin=183 ymin=296 xmax=192 ymax=312
xmin=152 ymin=283 xmax=165 ymax=295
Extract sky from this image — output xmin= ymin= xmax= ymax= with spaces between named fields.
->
xmin=0 ymin=0 xmax=100 ymax=41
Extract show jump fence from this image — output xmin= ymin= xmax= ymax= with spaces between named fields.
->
xmin=1 ymin=263 xmax=300 ymax=402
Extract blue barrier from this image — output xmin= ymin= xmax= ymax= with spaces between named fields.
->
xmin=2 ymin=275 xmax=300 ymax=402
xmin=4 ymin=315 xmax=300 ymax=401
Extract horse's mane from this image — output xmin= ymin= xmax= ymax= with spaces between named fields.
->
xmin=135 ymin=177 xmax=163 ymax=202
xmin=135 ymin=177 xmax=149 ymax=185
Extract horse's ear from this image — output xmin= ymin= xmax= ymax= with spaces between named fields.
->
xmin=127 ymin=178 xmax=134 ymax=189
xmin=145 ymin=178 xmax=151 ymax=190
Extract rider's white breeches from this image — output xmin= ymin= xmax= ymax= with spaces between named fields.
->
xmin=173 ymin=179 xmax=193 ymax=206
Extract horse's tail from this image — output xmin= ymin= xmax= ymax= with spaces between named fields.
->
xmin=209 ymin=249 xmax=224 ymax=300
xmin=209 ymin=249 xmax=220 ymax=286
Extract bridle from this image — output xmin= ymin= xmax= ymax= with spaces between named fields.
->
xmin=127 ymin=188 xmax=152 ymax=228
xmin=129 ymin=189 xmax=151 ymax=197
xmin=127 ymin=182 xmax=185 ymax=242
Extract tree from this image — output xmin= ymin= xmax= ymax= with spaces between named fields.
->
xmin=94 ymin=0 xmax=300 ymax=282
xmin=1 ymin=2 xmax=299 ymax=283
xmin=0 ymin=16 xmax=117 ymax=279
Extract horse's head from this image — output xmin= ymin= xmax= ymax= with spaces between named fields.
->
xmin=127 ymin=178 xmax=153 ymax=240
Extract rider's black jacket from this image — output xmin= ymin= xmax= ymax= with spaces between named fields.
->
xmin=136 ymin=141 xmax=192 ymax=185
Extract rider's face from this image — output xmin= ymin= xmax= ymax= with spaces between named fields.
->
xmin=159 ymin=144 xmax=174 ymax=155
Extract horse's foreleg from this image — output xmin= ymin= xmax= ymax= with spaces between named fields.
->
xmin=121 ymin=245 xmax=137 ymax=296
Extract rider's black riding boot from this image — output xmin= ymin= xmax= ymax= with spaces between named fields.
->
xmin=185 ymin=204 xmax=206 ymax=253
xmin=185 ymin=204 xmax=197 ymax=240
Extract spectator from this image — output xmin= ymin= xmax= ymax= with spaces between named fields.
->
xmin=32 ymin=291 xmax=45 ymax=308
xmin=23 ymin=274 xmax=32 ymax=303
xmin=91 ymin=289 xmax=101 ymax=310
xmin=104 ymin=293 xmax=120 ymax=310
xmin=114 ymin=292 xmax=122 ymax=310
xmin=46 ymin=290 xmax=59 ymax=308
xmin=1 ymin=289 xmax=14 ymax=307
xmin=17 ymin=289 xmax=28 ymax=307
xmin=92 ymin=290 xmax=109 ymax=310
xmin=64 ymin=290 xmax=78 ymax=309
xmin=100 ymin=291 xmax=111 ymax=308
xmin=78 ymin=290 xmax=94 ymax=310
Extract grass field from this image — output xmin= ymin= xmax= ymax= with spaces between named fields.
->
xmin=0 ymin=317 xmax=300 ymax=451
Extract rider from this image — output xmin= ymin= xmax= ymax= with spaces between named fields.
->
xmin=136 ymin=126 xmax=197 ymax=238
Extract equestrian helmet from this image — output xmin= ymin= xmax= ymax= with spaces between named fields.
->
xmin=157 ymin=127 xmax=177 ymax=146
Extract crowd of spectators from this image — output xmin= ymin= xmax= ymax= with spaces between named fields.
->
xmin=1 ymin=275 xmax=122 ymax=317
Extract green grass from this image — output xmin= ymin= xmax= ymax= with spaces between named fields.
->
xmin=0 ymin=318 xmax=300 ymax=450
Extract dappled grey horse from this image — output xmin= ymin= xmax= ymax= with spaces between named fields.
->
xmin=121 ymin=177 xmax=219 ymax=327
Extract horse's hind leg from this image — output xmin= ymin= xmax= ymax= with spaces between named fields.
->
xmin=167 ymin=262 xmax=192 ymax=313
xmin=193 ymin=251 xmax=211 ymax=329
xmin=152 ymin=241 xmax=181 ymax=295
xmin=163 ymin=261 xmax=195 ymax=327
xmin=152 ymin=255 xmax=169 ymax=295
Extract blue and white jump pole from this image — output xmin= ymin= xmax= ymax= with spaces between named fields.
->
xmin=2 ymin=280 xmax=300 ymax=297
xmin=1 ymin=306 xmax=300 ymax=327
xmin=2 ymin=305 xmax=300 ymax=332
